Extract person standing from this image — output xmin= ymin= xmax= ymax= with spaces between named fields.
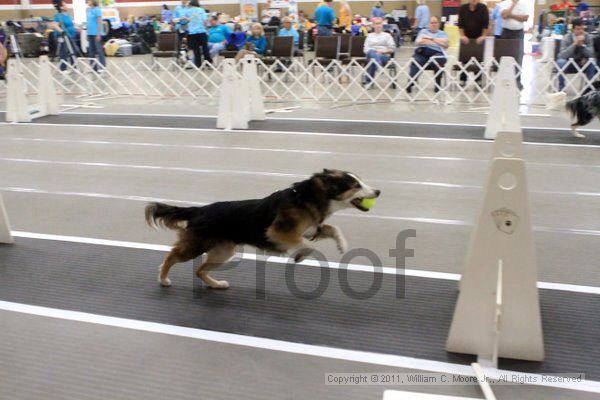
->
xmin=54 ymin=2 xmax=78 ymax=72
xmin=161 ymin=4 xmax=173 ymax=24
xmin=370 ymin=2 xmax=386 ymax=19
xmin=173 ymin=0 xmax=190 ymax=40
xmin=491 ymin=4 xmax=503 ymax=39
xmin=187 ymin=0 xmax=210 ymax=66
xmin=458 ymin=0 xmax=489 ymax=85
xmin=315 ymin=0 xmax=336 ymax=37
xmin=499 ymin=0 xmax=529 ymax=87
xmin=363 ymin=18 xmax=395 ymax=87
xmin=413 ymin=0 xmax=430 ymax=32
xmin=339 ymin=0 xmax=352 ymax=33
xmin=86 ymin=0 xmax=105 ymax=71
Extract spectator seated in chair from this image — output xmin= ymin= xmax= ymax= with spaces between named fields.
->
xmin=226 ymin=23 xmax=246 ymax=51
xmin=278 ymin=17 xmax=299 ymax=48
xmin=245 ymin=23 xmax=267 ymax=56
xmin=362 ymin=18 xmax=395 ymax=87
xmin=406 ymin=16 xmax=448 ymax=93
xmin=208 ymin=15 xmax=231 ymax=60
xmin=556 ymin=18 xmax=596 ymax=91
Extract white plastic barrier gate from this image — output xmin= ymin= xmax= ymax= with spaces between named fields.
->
xmin=447 ymin=131 xmax=544 ymax=364
xmin=484 ymin=57 xmax=522 ymax=140
xmin=216 ymin=56 xmax=265 ymax=130
xmin=0 ymin=193 xmax=13 ymax=244
xmin=6 ymin=56 xmax=59 ymax=123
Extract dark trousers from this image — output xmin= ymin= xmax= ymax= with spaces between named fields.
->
xmin=87 ymin=35 xmax=106 ymax=70
xmin=500 ymin=28 xmax=524 ymax=66
xmin=57 ymin=35 xmax=78 ymax=71
xmin=188 ymin=32 xmax=211 ymax=67
xmin=408 ymin=50 xmax=447 ymax=90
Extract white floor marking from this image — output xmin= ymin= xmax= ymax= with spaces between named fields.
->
xmin=1 ymin=157 xmax=599 ymax=198
xmin=4 ymin=187 xmax=600 ymax=237
xmin=2 ymin=122 xmax=598 ymax=148
xmin=1 ymin=300 xmax=598 ymax=393
xmin=10 ymin=231 xmax=600 ymax=295
xmin=4 ymin=137 xmax=599 ymax=170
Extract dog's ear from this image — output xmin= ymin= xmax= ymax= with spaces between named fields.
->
xmin=322 ymin=168 xmax=333 ymax=174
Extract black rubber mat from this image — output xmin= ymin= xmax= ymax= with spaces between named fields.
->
xmin=3 ymin=112 xmax=598 ymax=146
xmin=0 ymin=237 xmax=598 ymax=379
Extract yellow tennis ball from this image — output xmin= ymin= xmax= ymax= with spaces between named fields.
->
xmin=361 ymin=197 xmax=376 ymax=209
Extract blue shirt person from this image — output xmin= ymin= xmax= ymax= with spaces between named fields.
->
xmin=86 ymin=0 xmax=105 ymax=70
xmin=173 ymin=0 xmax=190 ymax=33
xmin=278 ymin=18 xmax=299 ymax=46
xmin=161 ymin=5 xmax=173 ymax=24
xmin=54 ymin=9 xmax=76 ymax=38
xmin=414 ymin=1 xmax=430 ymax=30
xmin=371 ymin=2 xmax=386 ymax=19
xmin=315 ymin=0 xmax=336 ymax=36
xmin=54 ymin=4 xmax=78 ymax=71
xmin=187 ymin=5 xmax=207 ymax=34
xmin=491 ymin=4 xmax=503 ymax=37
xmin=407 ymin=17 xmax=449 ymax=93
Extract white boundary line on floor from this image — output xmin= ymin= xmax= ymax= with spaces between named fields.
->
xmin=10 ymin=231 xmax=600 ymax=295
xmin=55 ymin=111 xmax=600 ymax=134
xmin=5 ymin=187 xmax=600 ymax=237
xmin=2 ymin=122 xmax=598 ymax=148
xmin=4 ymin=137 xmax=600 ymax=170
xmin=0 ymin=300 xmax=599 ymax=394
xmin=3 ymin=156 xmax=599 ymax=197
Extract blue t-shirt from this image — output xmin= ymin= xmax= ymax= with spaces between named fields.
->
xmin=246 ymin=35 xmax=267 ymax=55
xmin=315 ymin=4 xmax=335 ymax=27
xmin=187 ymin=7 xmax=208 ymax=35
xmin=416 ymin=29 xmax=448 ymax=54
xmin=576 ymin=2 xmax=589 ymax=12
xmin=208 ymin=24 xmax=230 ymax=43
xmin=228 ymin=31 xmax=247 ymax=50
xmin=54 ymin=12 xmax=76 ymax=38
xmin=491 ymin=5 xmax=503 ymax=36
xmin=86 ymin=7 xmax=103 ymax=36
xmin=415 ymin=5 xmax=430 ymax=29
xmin=371 ymin=7 xmax=386 ymax=18
xmin=173 ymin=5 xmax=189 ymax=31
xmin=162 ymin=9 xmax=172 ymax=24
xmin=278 ymin=27 xmax=299 ymax=45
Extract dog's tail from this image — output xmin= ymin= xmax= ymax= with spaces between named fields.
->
xmin=565 ymin=98 xmax=578 ymax=120
xmin=145 ymin=202 xmax=194 ymax=230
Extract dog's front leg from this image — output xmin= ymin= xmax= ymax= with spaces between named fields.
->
xmin=312 ymin=224 xmax=348 ymax=254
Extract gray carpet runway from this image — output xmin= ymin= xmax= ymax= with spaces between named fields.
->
xmin=1 ymin=238 xmax=598 ymax=380
xmin=4 ymin=112 xmax=599 ymax=145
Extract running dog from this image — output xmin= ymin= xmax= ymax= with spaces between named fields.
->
xmin=145 ymin=169 xmax=381 ymax=289
xmin=546 ymin=81 xmax=600 ymax=138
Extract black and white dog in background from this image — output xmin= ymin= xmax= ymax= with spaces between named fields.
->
xmin=547 ymin=81 xmax=600 ymax=138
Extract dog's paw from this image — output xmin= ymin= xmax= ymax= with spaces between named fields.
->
xmin=571 ymin=129 xmax=586 ymax=138
xmin=294 ymin=253 xmax=307 ymax=263
xmin=336 ymin=237 xmax=348 ymax=254
xmin=158 ymin=276 xmax=172 ymax=287
xmin=208 ymin=280 xmax=230 ymax=289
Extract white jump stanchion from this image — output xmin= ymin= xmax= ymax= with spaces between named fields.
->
xmin=241 ymin=55 xmax=265 ymax=121
xmin=491 ymin=130 xmax=524 ymax=160
xmin=216 ymin=60 xmax=248 ymax=130
xmin=447 ymin=152 xmax=544 ymax=362
xmin=6 ymin=59 xmax=31 ymax=123
xmin=0 ymin=193 xmax=13 ymax=244
xmin=6 ymin=56 xmax=60 ymax=123
xmin=484 ymin=57 xmax=521 ymax=140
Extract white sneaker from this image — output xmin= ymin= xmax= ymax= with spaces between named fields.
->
xmin=60 ymin=69 xmax=72 ymax=75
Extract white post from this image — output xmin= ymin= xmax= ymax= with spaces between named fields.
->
xmin=491 ymin=131 xmax=524 ymax=160
xmin=447 ymin=157 xmax=544 ymax=362
xmin=242 ymin=55 xmax=265 ymax=121
xmin=6 ymin=59 xmax=31 ymax=123
xmin=216 ymin=60 xmax=248 ymax=130
xmin=36 ymin=55 xmax=60 ymax=116
xmin=484 ymin=57 xmax=521 ymax=140
xmin=0 ymin=193 xmax=13 ymax=244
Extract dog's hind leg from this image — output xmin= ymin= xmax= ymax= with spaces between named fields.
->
xmin=159 ymin=236 xmax=206 ymax=287
xmin=196 ymin=241 xmax=236 ymax=289
xmin=311 ymin=224 xmax=348 ymax=254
